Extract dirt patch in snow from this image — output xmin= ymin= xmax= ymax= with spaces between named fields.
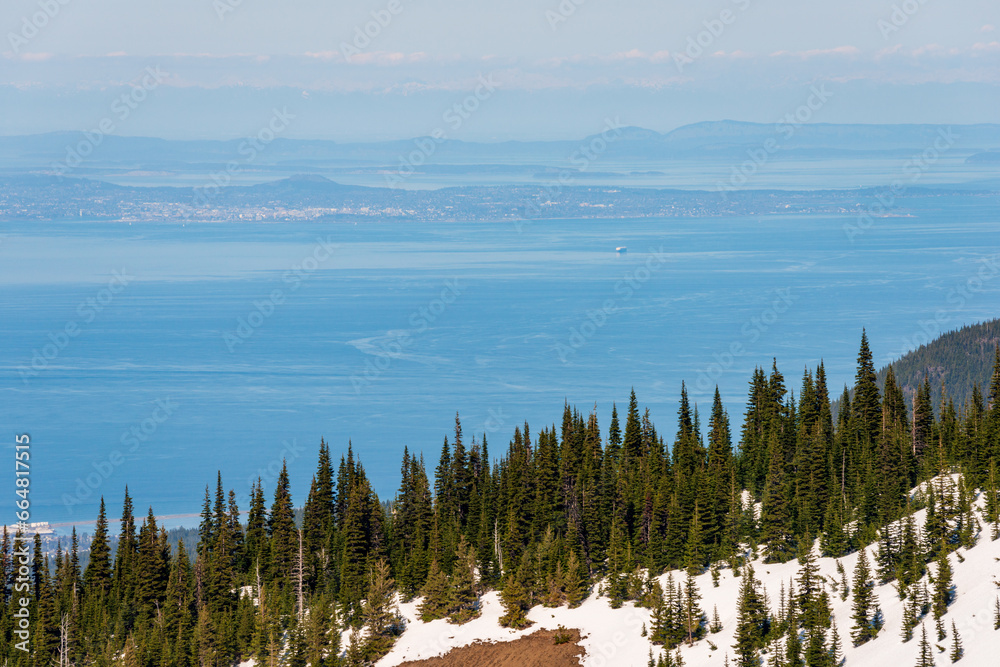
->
xmin=395 ymin=627 xmax=585 ymax=666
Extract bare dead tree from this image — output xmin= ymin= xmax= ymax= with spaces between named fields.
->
xmin=58 ymin=613 xmax=71 ymax=667
xmin=494 ymin=518 xmax=504 ymax=575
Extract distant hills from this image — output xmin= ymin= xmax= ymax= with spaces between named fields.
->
xmin=3 ymin=121 xmax=1000 ymax=168
xmin=878 ymin=319 xmax=1000 ymax=414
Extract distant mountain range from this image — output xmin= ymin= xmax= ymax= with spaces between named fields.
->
xmin=3 ymin=121 xmax=1000 ymax=168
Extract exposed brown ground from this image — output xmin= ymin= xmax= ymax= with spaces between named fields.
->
xmin=396 ymin=628 xmax=585 ymax=667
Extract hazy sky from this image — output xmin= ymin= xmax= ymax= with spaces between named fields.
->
xmin=2 ymin=0 xmax=998 ymax=139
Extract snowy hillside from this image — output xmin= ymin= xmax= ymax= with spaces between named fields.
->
xmin=377 ymin=480 xmax=1000 ymax=667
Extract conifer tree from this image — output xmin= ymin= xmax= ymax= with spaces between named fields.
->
xmin=84 ymin=497 xmax=112 ymax=593
xmin=684 ymin=505 xmax=704 ymax=576
xmin=785 ymin=626 xmax=802 ymax=667
xmin=949 ymin=620 xmax=962 ymax=662
xmin=902 ymin=588 xmax=919 ymax=642
xmin=913 ymin=377 xmax=935 ymax=461
xmin=607 ymin=402 xmax=622 ymax=463
xmin=449 ymin=536 xmax=480 ymax=623
xmin=853 ymin=329 xmax=882 ymax=454
xmin=499 ymin=575 xmax=532 ymax=629
xmin=984 ymin=458 xmax=999 ymax=540
xmin=244 ymin=478 xmax=268 ymax=574
xmin=682 ymin=570 xmax=704 ymax=646
xmin=829 ymin=619 xmax=843 ymax=667
xmin=796 ymin=537 xmax=829 ymax=632
xmin=916 ymin=623 xmax=935 ymax=667
xmin=564 ymin=550 xmax=588 ymax=608
xmin=114 ymin=487 xmax=138 ymax=599
xmin=710 ymin=605 xmax=723 ymax=633
xmin=761 ymin=426 xmax=795 ymax=563
xmin=850 ymin=547 xmax=876 ymax=646
xmin=932 ymin=547 xmax=954 ymax=622
xmin=362 ymin=558 xmax=398 ymax=661
xmin=624 ymin=388 xmax=643 ymax=459
xmin=733 ymin=567 xmax=769 ymax=667
xmin=650 ymin=575 xmax=686 ymax=649
xmin=340 ymin=474 xmax=374 ymax=613
xmin=706 ymin=387 xmax=734 ymax=554
xmin=267 ymin=460 xmax=297 ymax=586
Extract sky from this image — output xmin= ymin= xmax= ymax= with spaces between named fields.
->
xmin=2 ymin=0 xmax=999 ymax=140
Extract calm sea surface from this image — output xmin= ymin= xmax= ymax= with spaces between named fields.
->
xmin=2 ymin=199 xmax=1000 ymax=528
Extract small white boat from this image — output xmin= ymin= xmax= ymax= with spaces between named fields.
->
xmin=616 ymin=246 xmax=627 ymax=254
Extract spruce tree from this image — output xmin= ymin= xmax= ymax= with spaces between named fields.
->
xmin=984 ymin=458 xmax=999 ymax=540
xmin=362 ymin=558 xmax=398 ymax=662
xmin=650 ymin=578 xmax=673 ymax=647
xmin=564 ymin=550 xmax=588 ymax=608
xmin=949 ymin=620 xmax=962 ymax=662
xmin=499 ymin=575 xmax=532 ymax=629
xmin=682 ymin=570 xmax=704 ymax=646
xmin=733 ymin=567 xmax=769 ymax=667
xmin=829 ymin=619 xmax=843 ymax=667
xmin=853 ymin=329 xmax=882 ymax=452
xmin=624 ymin=388 xmax=643 ymax=459
xmin=901 ymin=588 xmax=919 ymax=642
xmin=850 ymin=547 xmax=876 ymax=646
xmin=932 ymin=547 xmax=954 ymax=622
xmin=710 ymin=605 xmax=723 ymax=633
xmin=449 ymin=536 xmax=480 ymax=624
xmin=417 ymin=560 xmax=450 ymax=621
xmin=796 ymin=537 xmax=829 ymax=632
xmin=84 ymin=497 xmax=112 ymax=593
xmin=267 ymin=460 xmax=297 ymax=587
xmin=785 ymin=625 xmax=802 ymax=667
xmin=916 ymin=623 xmax=935 ymax=667
xmin=761 ymin=426 xmax=795 ymax=563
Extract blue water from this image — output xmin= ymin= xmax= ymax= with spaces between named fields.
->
xmin=3 ymin=200 xmax=1000 ymax=529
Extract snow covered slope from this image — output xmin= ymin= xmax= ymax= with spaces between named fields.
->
xmin=378 ymin=485 xmax=1000 ymax=667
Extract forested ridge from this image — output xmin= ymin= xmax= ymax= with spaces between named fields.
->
xmin=2 ymin=331 xmax=1000 ymax=666
xmin=877 ymin=318 xmax=1000 ymax=414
